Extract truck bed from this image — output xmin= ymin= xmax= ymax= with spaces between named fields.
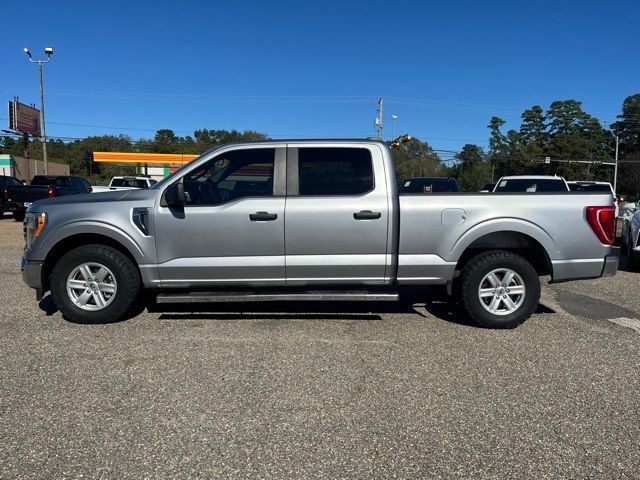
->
xmin=396 ymin=192 xmax=615 ymax=284
xmin=6 ymin=185 xmax=56 ymax=204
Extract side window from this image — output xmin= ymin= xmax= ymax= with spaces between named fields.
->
xmin=298 ymin=148 xmax=373 ymax=196
xmin=182 ymin=148 xmax=275 ymax=206
xmin=58 ymin=177 xmax=72 ymax=188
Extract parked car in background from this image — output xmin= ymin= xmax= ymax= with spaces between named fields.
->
xmin=21 ymin=139 xmax=617 ymax=329
xmin=493 ymin=175 xmax=570 ymax=193
xmin=568 ymin=181 xmax=618 ymax=217
xmin=399 ymin=177 xmax=458 ymax=193
xmin=92 ymin=176 xmax=158 ymax=193
xmin=5 ymin=175 xmax=92 ymax=222
xmin=621 ymin=200 xmax=639 ymax=270
xmin=0 ymin=175 xmax=24 ymax=217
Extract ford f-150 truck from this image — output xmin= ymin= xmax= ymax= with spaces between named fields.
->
xmin=20 ymin=140 xmax=619 ymax=328
xmin=7 ymin=175 xmax=92 ymax=222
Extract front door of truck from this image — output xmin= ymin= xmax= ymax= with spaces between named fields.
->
xmin=284 ymin=144 xmax=390 ymax=285
xmin=154 ymin=146 xmax=287 ymax=287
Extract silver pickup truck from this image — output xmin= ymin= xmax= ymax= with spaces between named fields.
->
xmin=21 ymin=140 xmax=619 ymax=328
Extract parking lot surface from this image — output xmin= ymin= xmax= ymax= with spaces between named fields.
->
xmin=0 ymin=216 xmax=639 ymax=479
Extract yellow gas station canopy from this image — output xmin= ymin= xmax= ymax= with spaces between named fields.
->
xmin=93 ymin=152 xmax=199 ymax=165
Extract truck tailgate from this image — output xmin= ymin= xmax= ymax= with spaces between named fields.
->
xmin=6 ymin=186 xmax=51 ymax=204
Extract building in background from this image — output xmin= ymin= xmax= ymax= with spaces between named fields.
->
xmin=0 ymin=154 xmax=69 ymax=181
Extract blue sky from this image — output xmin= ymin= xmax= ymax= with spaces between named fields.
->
xmin=1 ymin=0 xmax=639 ymax=152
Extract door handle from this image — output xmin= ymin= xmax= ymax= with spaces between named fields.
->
xmin=353 ymin=210 xmax=382 ymax=220
xmin=250 ymin=211 xmax=278 ymax=221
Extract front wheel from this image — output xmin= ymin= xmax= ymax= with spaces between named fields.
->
xmin=50 ymin=244 xmax=142 ymax=324
xmin=460 ymin=250 xmax=540 ymax=329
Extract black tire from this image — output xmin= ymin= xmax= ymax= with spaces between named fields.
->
xmin=459 ymin=250 xmax=540 ymax=329
xmin=50 ymin=244 xmax=141 ymax=324
xmin=13 ymin=211 xmax=25 ymax=222
xmin=628 ymin=235 xmax=638 ymax=271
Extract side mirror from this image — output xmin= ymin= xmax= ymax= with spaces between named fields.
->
xmin=86 ymin=187 xmax=92 ymax=193
xmin=162 ymin=178 xmax=185 ymax=207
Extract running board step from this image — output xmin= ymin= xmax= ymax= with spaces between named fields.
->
xmin=156 ymin=291 xmax=399 ymax=304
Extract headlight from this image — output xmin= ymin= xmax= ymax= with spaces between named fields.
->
xmin=25 ymin=212 xmax=46 ymax=248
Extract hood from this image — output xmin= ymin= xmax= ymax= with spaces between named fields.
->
xmin=28 ymin=188 xmax=157 ymax=210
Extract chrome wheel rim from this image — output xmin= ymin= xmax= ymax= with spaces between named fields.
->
xmin=66 ymin=262 xmax=117 ymax=311
xmin=478 ymin=268 xmax=525 ymax=316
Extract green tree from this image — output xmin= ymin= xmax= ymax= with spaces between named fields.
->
xmin=520 ymin=105 xmax=546 ymax=145
xmin=487 ymin=116 xmax=507 ymax=181
xmin=453 ymin=144 xmax=491 ymax=191
xmin=544 ymin=100 xmax=610 ymax=179
xmin=391 ymin=138 xmax=444 ymax=184
xmin=612 ymin=93 xmax=640 ymax=197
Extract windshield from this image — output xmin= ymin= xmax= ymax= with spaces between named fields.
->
xmin=494 ymin=178 xmax=568 ymax=192
xmin=151 ymin=148 xmax=217 ymax=190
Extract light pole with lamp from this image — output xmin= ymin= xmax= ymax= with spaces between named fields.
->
xmin=23 ymin=46 xmax=53 ymax=175
xmin=391 ymin=115 xmax=398 ymax=141
xmin=609 ymin=129 xmax=620 ymax=194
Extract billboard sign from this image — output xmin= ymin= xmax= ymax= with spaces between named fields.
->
xmin=8 ymin=101 xmax=41 ymax=136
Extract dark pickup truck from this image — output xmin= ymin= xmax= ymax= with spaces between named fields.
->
xmin=5 ymin=175 xmax=92 ymax=221
xmin=1 ymin=175 xmax=24 ymax=217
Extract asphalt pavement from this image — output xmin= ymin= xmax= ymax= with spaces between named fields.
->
xmin=0 ymin=216 xmax=638 ymax=479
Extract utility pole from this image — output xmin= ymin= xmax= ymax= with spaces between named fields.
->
xmin=23 ymin=46 xmax=53 ymax=175
xmin=375 ymin=97 xmax=383 ymax=140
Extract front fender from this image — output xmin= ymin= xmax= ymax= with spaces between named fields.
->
xmin=32 ymin=220 xmax=146 ymax=263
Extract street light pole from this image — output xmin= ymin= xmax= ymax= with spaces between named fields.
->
xmin=609 ymin=130 xmax=620 ymax=194
xmin=391 ymin=115 xmax=398 ymax=140
xmin=24 ymin=47 xmax=53 ymax=175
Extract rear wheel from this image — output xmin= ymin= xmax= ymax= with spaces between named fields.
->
xmin=50 ymin=244 xmax=142 ymax=324
xmin=628 ymin=235 xmax=638 ymax=271
xmin=460 ymin=250 xmax=540 ymax=329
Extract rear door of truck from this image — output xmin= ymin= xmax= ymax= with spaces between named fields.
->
xmin=284 ymin=143 xmax=389 ymax=285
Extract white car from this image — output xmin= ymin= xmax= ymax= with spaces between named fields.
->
xmin=92 ymin=176 xmax=158 ymax=193
xmin=621 ymin=199 xmax=639 ymax=269
xmin=567 ymin=181 xmax=618 ymax=217
xmin=493 ymin=175 xmax=570 ymax=193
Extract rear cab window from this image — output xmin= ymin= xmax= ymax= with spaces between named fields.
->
xmin=32 ymin=176 xmax=71 ymax=187
xmin=568 ymin=183 xmax=613 ymax=193
xmin=400 ymin=178 xmax=458 ymax=193
xmin=111 ymin=178 xmax=150 ymax=188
